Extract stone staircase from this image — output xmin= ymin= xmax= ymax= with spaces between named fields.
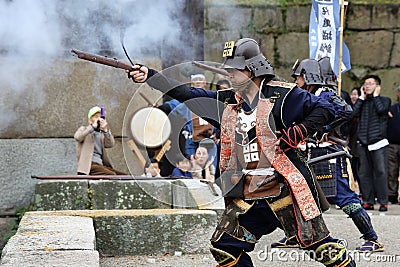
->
xmin=0 ymin=178 xmax=223 ymax=266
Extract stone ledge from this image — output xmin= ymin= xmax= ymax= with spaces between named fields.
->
xmin=94 ymin=209 xmax=217 ymax=255
xmin=1 ymin=209 xmax=217 ymax=265
xmin=0 ymin=214 xmax=98 ymax=267
xmin=34 ymin=179 xmax=225 ymax=212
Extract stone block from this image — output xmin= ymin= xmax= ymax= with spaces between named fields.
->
xmin=253 ymin=6 xmax=283 ymax=32
xmin=89 ymin=180 xmax=172 ymax=209
xmin=346 ymin=31 xmax=393 ymax=68
xmin=254 ymin=34 xmax=276 ymax=66
xmin=369 ymin=4 xmax=400 ymax=29
xmin=346 ymin=4 xmax=400 ymax=30
xmin=93 ymin=209 xmax=217 ymax=255
xmin=276 ymin=32 xmax=309 ymax=67
xmin=5 ymin=214 xmax=96 ymax=251
xmin=204 ymin=30 xmax=242 ymax=62
xmin=390 ymin=32 xmax=400 ymax=67
xmin=0 ymin=212 xmax=98 ymax=267
xmin=0 ymin=57 xmax=161 ymax=139
xmin=0 ymin=139 xmax=76 ymax=212
xmin=373 ymin=68 xmax=400 ymax=102
xmin=35 ymin=180 xmax=89 ymax=211
xmin=346 ymin=5 xmax=372 ymax=30
xmin=206 ymin=6 xmax=252 ymax=31
xmin=285 ymin=5 xmax=310 ymax=32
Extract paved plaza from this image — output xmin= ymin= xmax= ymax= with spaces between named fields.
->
xmin=100 ymin=204 xmax=400 ymax=267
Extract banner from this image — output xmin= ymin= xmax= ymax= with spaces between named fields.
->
xmin=309 ymin=0 xmax=351 ymax=75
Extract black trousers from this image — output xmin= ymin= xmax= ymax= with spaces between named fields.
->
xmin=358 ymin=144 xmax=388 ymax=205
xmin=387 ymin=143 xmax=400 ymax=201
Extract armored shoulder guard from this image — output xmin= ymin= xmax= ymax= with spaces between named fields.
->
xmin=261 ymin=81 xmax=296 ymax=129
xmin=261 ymin=80 xmax=295 ymax=102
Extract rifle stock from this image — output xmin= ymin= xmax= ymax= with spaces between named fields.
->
xmin=71 ymin=49 xmax=134 ymax=71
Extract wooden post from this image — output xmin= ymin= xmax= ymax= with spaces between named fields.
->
xmin=337 ymin=1 xmax=348 ymax=96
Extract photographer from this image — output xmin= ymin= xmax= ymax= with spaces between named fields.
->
xmin=352 ymin=75 xmax=391 ymax=211
xmin=74 ymin=106 xmax=126 ymax=175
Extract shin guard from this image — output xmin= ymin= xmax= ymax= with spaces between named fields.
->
xmin=315 ymin=242 xmax=356 ymax=267
xmin=209 ymin=247 xmax=242 ymax=267
xmin=344 ymin=203 xmax=377 ymax=241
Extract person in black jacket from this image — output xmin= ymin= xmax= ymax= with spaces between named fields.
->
xmin=352 ymin=74 xmax=391 ymax=212
xmin=387 ymin=86 xmax=400 ymax=204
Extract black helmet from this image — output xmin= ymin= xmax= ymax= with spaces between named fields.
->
xmin=318 ymin=56 xmax=337 ymax=86
xmin=292 ymin=58 xmax=324 ymax=86
xmin=222 ymin=38 xmax=274 ymax=78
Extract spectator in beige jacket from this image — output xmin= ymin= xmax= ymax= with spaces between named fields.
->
xmin=74 ymin=106 xmax=126 ymax=175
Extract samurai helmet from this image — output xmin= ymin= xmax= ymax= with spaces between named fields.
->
xmin=222 ymin=38 xmax=274 ymax=78
xmin=292 ymin=58 xmax=325 ymax=86
xmin=318 ymin=56 xmax=337 ymax=86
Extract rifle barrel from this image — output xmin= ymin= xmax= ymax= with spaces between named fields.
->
xmin=71 ymin=49 xmax=133 ymax=71
xmin=192 ymin=61 xmax=229 ymax=76
xmin=307 ymin=151 xmax=351 ymax=166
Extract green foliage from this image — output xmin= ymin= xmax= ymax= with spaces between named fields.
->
xmin=85 ymin=188 xmax=94 ymax=210
xmin=2 ymin=203 xmax=36 ymax=244
xmin=74 ymin=196 xmax=83 ymax=206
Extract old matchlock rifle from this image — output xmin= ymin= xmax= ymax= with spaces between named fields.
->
xmin=71 ymin=48 xmax=138 ymax=72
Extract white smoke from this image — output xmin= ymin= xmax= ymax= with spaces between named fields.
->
xmin=0 ymin=0 xmax=190 ymax=134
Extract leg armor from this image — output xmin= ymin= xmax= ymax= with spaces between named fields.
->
xmin=210 ymin=199 xmax=256 ymax=243
xmin=314 ymin=241 xmax=356 ymax=267
xmin=266 ymin=184 xmax=330 ymax=247
xmin=209 ymin=247 xmax=242 ymax=267
xmin=343 ymin=203 xmax=377 ymax=241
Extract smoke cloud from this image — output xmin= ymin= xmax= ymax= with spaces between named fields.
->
xmin=0 ymin=0 xmax=190 ymax=134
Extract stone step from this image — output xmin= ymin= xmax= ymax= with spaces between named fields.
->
xmin=34 ymin=179 xmax=225 ymax=213
xmin=1 ymin=209 xmax=217 ymax=265
xmin=0 ymin=214 xmax=98 ymax=267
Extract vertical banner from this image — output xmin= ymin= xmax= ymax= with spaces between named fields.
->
xmin=309 ymin=0 xmax=351 ymax=75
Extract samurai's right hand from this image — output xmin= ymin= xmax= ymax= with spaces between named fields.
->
xmin=127 ymin=65 xmax=148 ymax=83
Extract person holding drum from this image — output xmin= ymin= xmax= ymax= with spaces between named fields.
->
xmin=127 ymin=38 xmax=355 ymax=267
xmin=74 ymin=106 xmax=126 ymax=175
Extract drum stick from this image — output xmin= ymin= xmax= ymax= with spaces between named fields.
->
xmin=127 ymin=139 xmax=147 ymax=168
xmin=139 ymin=92 xmax=157 ymax=107
xmin=154 ymin=140 xmax=171 ymax=162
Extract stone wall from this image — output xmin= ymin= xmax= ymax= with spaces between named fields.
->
xmin=204 ymin=2 xmax=400 ymax=99
xmin=1 ymin=2 xmax=400 ymax=212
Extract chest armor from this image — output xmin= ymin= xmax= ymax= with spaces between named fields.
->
xmin=218 ymin=81 xmax=321 ymax=221
xmin=235 ymin=108 xmax=271 ymax=170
